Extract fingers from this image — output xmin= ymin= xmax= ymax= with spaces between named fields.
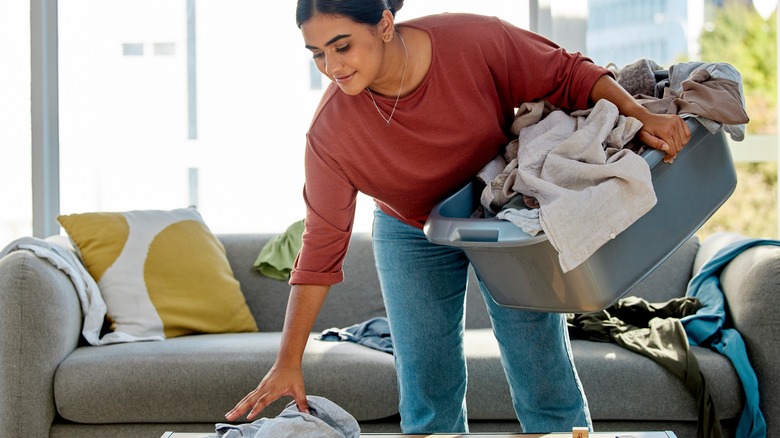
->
xmin=225 ymin=390 xmax=264 ymax=421
xmin=224 ymin=368 xmax=309 ymax=422
xmin=667 ymin=115 xmax=690 ymax=155
xmin=246 ymin=392 xmax=275 ymax=421
xmin=638 ymin=115 xmax=690 ymax=162
xmin=295 ymin=394 xmax=310 ymax=414
xmin=225 ymin=389 xmax=308 ymax=422
xmin=224 ymin=388 xmax=278 ymax=422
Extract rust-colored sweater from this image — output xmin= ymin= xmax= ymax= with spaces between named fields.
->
xmin=291 ymin=13 xmax=610 ymax=285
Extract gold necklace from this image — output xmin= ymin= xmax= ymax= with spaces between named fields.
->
xmin=367 ymin=33 xmax=408 ymax=126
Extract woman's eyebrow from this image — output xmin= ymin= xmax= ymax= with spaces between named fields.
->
xmin=305 ymin=34 xmax=351 ymax=50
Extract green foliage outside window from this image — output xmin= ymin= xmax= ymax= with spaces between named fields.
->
xmin=696 ymin=0 xmax=777 ymax=239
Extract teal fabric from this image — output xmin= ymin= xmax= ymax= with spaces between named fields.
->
xmin=567 ymin=296 xmax=722 ymax=438
xmin=682 ymin=238 xmax=779 ymax=438
xmin=253 ymin=220 xmax=305 ymax=281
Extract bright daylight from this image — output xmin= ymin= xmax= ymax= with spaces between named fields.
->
xmin=0 ymin=1 xmax=778 ymax=437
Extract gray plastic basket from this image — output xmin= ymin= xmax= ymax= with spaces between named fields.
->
xmin=424 ymin=118 xmax=737 ymax=312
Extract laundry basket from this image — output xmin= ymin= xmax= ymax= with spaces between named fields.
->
xmin=424 ymin=118 xmax=737 ymax=312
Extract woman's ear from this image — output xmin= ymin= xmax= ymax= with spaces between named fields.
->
xmin=378 ymin=9 xmax=395 ymax=41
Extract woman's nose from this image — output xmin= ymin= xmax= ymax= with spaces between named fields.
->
xmin=324 ymin=54 xmax=342 ymax=76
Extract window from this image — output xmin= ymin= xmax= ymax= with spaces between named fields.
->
xmin=58 ymin=1 xmax=320 ymax=233
xmin=309 ymin=60 xmax=322 ymax=90
xmin=122 ymin=43 xmax=144 ymax=56
xmin=153 ymin=42 xmax=176 ymax=56
xmin=55 ymin=0 xmax=526 ymax=234
xmin=0 ymin=1 xmax=32 ymax=243
xmin=17 ymin=0 xmax=772 ymax=240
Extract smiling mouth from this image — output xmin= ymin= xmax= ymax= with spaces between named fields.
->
xmin=334 ymin=73 xmax=354 ymax=83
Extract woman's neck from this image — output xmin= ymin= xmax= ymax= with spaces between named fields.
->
xmin=372 ymin=27 xmax=431 ymax=98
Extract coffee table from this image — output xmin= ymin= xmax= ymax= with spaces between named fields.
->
xmin=161 ymin=432 xmax=677 ymax=437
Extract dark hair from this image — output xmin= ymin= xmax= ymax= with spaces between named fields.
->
xmin=296 ymin=0 xmax=405 ymax=28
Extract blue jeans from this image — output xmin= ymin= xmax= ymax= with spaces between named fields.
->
xmin=371 ymin=209 xmax=592 ymax=433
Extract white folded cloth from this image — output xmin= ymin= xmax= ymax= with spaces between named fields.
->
xmin=0 ymin=237 xmax=108 ymax=345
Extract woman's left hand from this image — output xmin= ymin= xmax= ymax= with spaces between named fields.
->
xmin=635 ymin=112 xmax=691 ymax=163
xmin=588 ymin=75 xmax=691 ymax=163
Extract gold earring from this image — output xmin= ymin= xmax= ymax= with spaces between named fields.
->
xmin=384 ymin=35 xmax=391 ymax=42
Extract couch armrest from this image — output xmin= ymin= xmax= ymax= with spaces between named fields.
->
xmin=0 ymin=250 xmax=83 ymax=437
xmin=719 ymin=243 xmax=780 ymax=434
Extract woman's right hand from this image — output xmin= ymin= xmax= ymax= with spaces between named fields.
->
xmin=225 ymin=283 xmax=330 ymax=422
xmin=225 ymin=362 xmax=309 ymax=421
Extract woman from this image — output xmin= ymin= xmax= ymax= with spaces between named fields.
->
xmin=226 ymin=0 xmax=690 ymax=433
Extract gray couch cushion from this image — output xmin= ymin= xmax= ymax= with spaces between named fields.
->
xmin=693 ymin=232 xmax=750 ymax=274
xmin=54 ymin=333 xmax=398 ymax=424
xmin=573 ymin=340 xmax=742 ymax=421
xmin=462 ymin=331 xmax=742 ymax=422
xmin=220 ymin=234 xmax=387 ymax=333
xmin=626 ymin=236 xmax=699 ymax=303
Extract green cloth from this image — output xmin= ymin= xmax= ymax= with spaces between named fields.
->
xmin=253 ymin=220 xmax=305 ymax=281
xmin=567 ymin=296 xmax=723 ymax=438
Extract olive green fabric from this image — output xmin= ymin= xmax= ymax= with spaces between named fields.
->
xmin=253 ymin=220 xmax=305 ymax=281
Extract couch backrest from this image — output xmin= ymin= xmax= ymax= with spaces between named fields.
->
xmin=219 ymin=233 xmax=699 ymax=333
xmin=628 ymin=235 xmax=699 ymax=303
xmin=219 ymin=233 xmax=388 ymax=332
xmin=219 ymin=232 xmax=492 ymax=332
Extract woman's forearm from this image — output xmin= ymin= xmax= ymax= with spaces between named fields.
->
xmin=589 ymin=74 xmax=651 ymax=119
xmin=589 ymin=74 xmax=690 ymax=160
xmin=276 ymin=283 xmax=331 ymax=366
xmin=224 ymin=283 xmax=331 ymax=421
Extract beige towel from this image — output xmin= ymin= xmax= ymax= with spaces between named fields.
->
xmin=513 ymin=99 xmax=655 ymax=272
xmin=479 ymin=100 xmax=550 ymax=214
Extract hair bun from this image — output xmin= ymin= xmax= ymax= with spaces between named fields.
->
xmin=387 ymin=0 xmax=404 ymax=14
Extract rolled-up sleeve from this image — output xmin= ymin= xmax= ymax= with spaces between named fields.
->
xmin=289 ymin=134 xmax=357 ymax=286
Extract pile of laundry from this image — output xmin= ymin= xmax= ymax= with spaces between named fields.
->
xmin=619 ymin=59 xmax=749 ymax=141
xmin=476 ymin=60 xmax=749 ymax=273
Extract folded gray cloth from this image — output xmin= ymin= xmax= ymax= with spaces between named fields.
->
xmin=212 ymin=396 xmax=360 ymax=438
xmin=617 ymin=58 xmax=662 ymax=97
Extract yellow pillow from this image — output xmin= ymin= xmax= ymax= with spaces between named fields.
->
xmin=58 ymin=208 xmax=258 ymax=340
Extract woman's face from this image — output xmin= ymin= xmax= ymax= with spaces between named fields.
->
xmin=301 ymin=13 xmax=389 ymax=96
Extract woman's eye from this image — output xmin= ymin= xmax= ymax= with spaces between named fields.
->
xmin=310 ymin=43 xmax=347 ymax=60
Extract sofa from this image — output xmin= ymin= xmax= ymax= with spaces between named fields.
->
xmin=1 ymin=230 xmax=778 ymax=437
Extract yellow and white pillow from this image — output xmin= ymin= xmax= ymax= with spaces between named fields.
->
xmin=58 ymin=208 xmax=258 ymax=342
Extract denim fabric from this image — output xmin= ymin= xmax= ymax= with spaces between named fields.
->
xmin=212 ymin=396 xmax=360 ymax=438
xmin=316 ymin=316 xmax=394 ymax=354
xmin=371 ymin=208 xmax=591 ymax=434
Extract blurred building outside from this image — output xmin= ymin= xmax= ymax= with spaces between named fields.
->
xmin=0 ymin=0 xmax=776 ymax=245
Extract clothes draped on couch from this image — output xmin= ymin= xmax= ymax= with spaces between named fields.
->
xmin=253 ymin=219 xmax=305 ymax=281
xmin=315 ymin=316 xmax=393 ymax=354
xmin=682 ymin=238 xmax=779 ymax=438
xmin=567 ymin=296 xmax=722 ymax=438
xmin=568 ymin=237 xmax=777 ymax=438
xmin=0 ymin=237 xmax=110 ymax=345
